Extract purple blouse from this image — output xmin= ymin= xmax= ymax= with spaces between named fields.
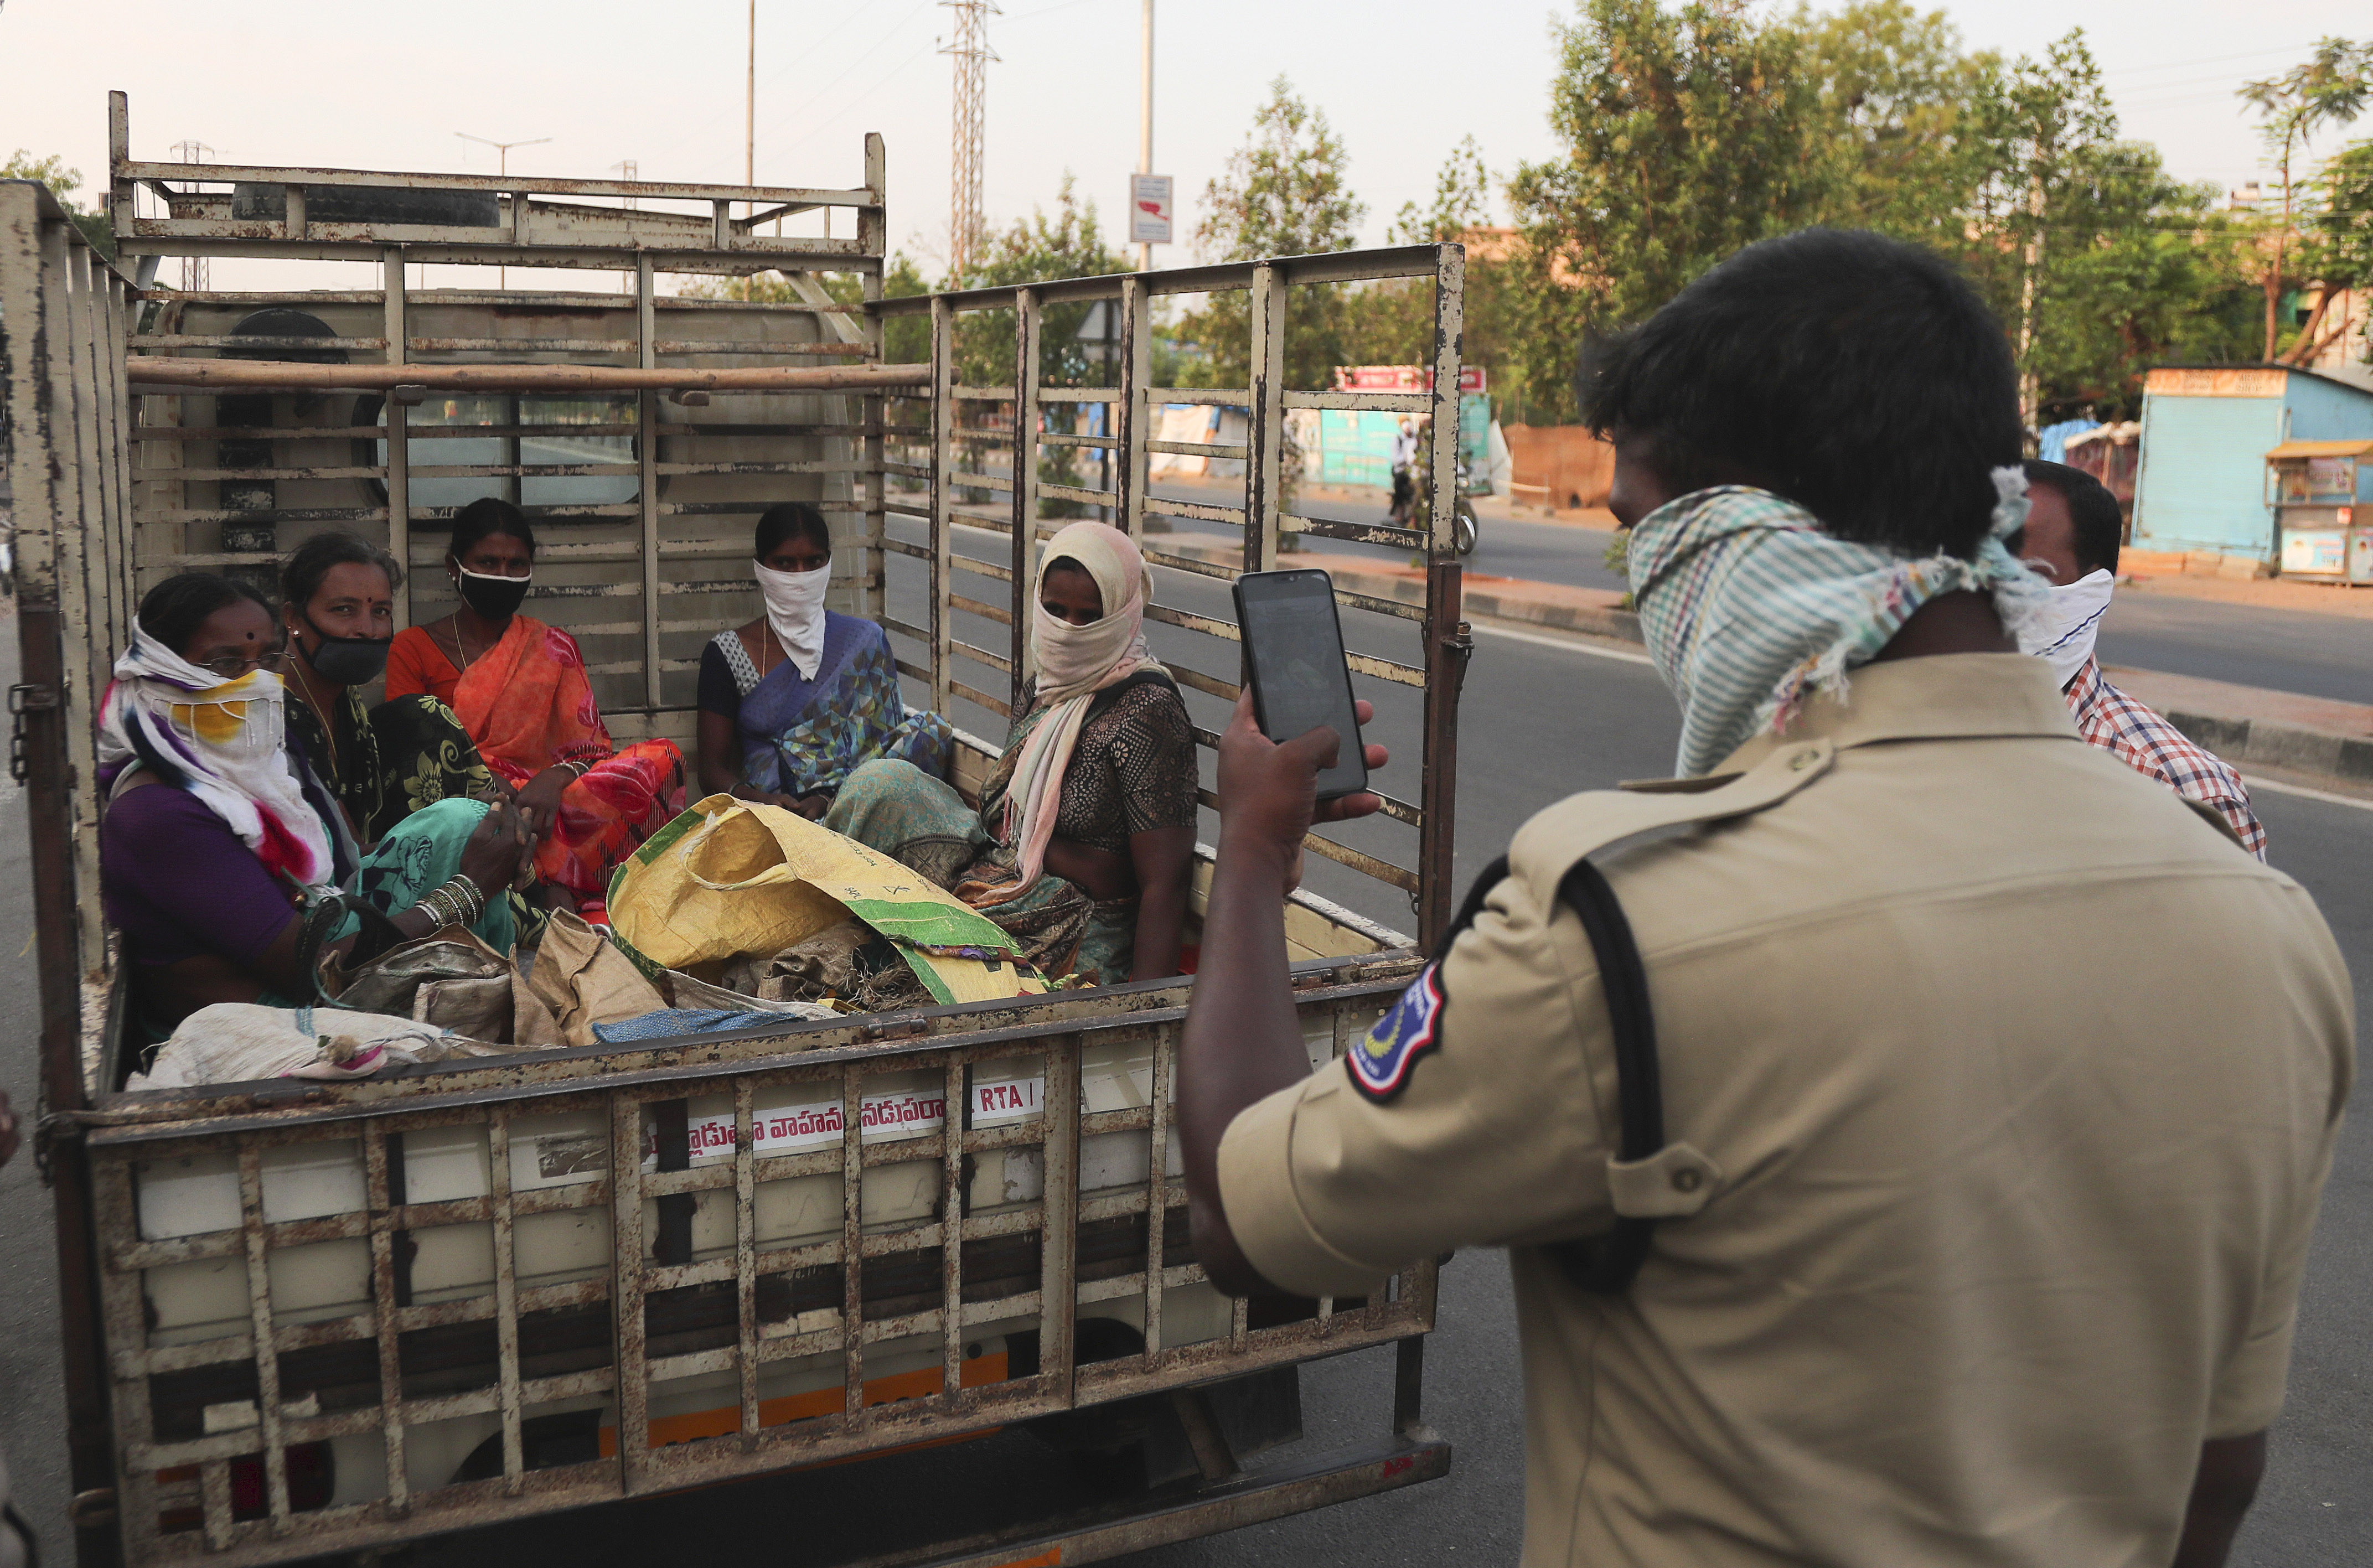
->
xmin=101 ymin=784 xmax=298 ymax=969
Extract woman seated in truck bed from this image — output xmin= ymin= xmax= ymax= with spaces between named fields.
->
xmin=386 ymin=498 xmax=686 ymax=911
xmin=99 ymin=572 xmax=531 ymax=1035
xmin=277 ymin=530 xmax=493 ymax=843
xmin=695 ymin=501 xmax=951 ymax=821
xmin=826 ymin=520 xmax=1197 ymax=985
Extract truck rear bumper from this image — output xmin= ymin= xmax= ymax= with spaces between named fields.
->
xmin=862 ymin=1430 xmax=1452 ymax=1568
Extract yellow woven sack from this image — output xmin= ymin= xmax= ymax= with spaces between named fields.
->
xmin=608 ymin=795 xmax=1046 ymax=1007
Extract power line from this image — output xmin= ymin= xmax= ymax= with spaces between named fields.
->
xmin=2099 ymin=42 xmax=2320 ymax=79
xmin=768 ymin=1 xmax=937 ymax=161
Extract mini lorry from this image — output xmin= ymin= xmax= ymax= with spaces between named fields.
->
xmin=0 ymin=94 xmax=1474 ymax=1568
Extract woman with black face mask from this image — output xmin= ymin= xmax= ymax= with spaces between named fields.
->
xmin=280 ymin=531 xmax=494 ymax=843
xmin=387 ymin=497 xmax=686 ymax=914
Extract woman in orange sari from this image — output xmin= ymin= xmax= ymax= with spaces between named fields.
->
xmin=387 ymin=498 xmax=685 ymax=909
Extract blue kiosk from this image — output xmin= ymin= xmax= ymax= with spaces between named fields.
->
xmin=2131 ymin=364 xmax=2373 ymax=571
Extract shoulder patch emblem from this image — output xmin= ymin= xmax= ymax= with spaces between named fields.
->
xmin=1348 ymin=964 xmax=1445 ymax=1103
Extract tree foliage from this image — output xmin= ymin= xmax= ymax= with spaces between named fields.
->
xmin=1946 ymin=33 xmax=2264 ymax=415
xmin=2291 ymin=138 xmax=2373 ymax=363
xmin=1492 ymin=6 xmax=2275 ymax=421
xmin=1792 ymin=2 xmax=1995 ymax=246
xmin=1334 ymin=138 xmax=1508 ymax=382
xmin=945 ymin=177 xmax=1129 ymax=386
xmin=2239 ymin=38 xmax=2373 ymax=357
xmin=1510 ymin=0 xmax=1832 ymax=338
xmin=4 ymin=150 xmax=114 ymax=256
xmin=1178 ymin=77 xmax=1367 ymax=389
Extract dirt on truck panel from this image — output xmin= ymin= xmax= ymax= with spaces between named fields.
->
xmin=0 ymin=94 xmax=1471 ymax=1568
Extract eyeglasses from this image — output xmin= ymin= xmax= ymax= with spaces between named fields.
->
xmin=197 ymin=648 xmax=288 ymax=680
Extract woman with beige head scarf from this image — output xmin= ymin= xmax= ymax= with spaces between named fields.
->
xmin=825 ymin=521 xmax=1200 ymax=984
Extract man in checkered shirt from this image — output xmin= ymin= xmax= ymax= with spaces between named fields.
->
xmin=2018 ymin=460 xmax=2268 ymax=858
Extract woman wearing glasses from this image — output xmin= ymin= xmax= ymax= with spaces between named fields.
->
xmin=386 ymin=496 xmax=685 ymax=912
xmin=99 ymin=572 xmax=531 ymax=1037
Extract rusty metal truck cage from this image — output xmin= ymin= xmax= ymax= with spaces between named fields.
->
xmin=1 ymin=97 xmax=1470 ymax=1568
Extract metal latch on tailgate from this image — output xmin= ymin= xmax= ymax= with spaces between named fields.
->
xmin=8 ymin=681 xmax=56 ymax=784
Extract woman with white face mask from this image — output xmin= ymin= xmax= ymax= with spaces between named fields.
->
xmin=695 ymin=502 xmax=952 ymax=820
xmin=822 ymin=520 xmax=1201 ymax=985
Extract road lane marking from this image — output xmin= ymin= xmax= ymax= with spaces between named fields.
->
xmin=2240 ymin=773 xmax=2373 ymax=813
xmin=1469 ymin=620 xmax=1657 ymax=666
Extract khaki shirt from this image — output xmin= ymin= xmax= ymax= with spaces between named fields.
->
xmin=1219 ymin=654 xmax=2353 ymax=1568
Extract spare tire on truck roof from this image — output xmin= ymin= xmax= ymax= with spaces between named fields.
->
xmin=232 ymin=182 xmax=501 ymax=228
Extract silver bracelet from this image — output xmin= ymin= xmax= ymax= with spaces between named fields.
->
xmin=432 ymin=874 xmax=483 ymax=928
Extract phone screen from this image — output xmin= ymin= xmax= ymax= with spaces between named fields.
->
xmin=1234 ymin=568 xmax=1369 ymax=800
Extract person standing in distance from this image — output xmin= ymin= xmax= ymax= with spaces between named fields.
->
xmin=2015 ymin=459 xmax=2266 ymax=857
xmin=1178 ymin=229 xmax=2351 ymax=1568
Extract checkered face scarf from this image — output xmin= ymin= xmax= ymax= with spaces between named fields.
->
xmin=1628 ymin=468 xmax=2049 ymax=776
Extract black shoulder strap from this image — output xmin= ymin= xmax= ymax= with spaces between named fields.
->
xmin=1440 ymin=854 xmax=1665 ymax=1295
xmin=1542 ymin=857 xmax=1662 ymax=1294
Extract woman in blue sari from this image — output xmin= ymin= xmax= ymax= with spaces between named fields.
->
xmin=696 ymin=503 xmax=952 ymax=818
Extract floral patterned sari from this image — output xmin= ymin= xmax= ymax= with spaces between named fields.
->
xmin=721 ymin=613 xmax=951 ymax=800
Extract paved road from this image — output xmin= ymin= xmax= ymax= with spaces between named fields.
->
xmin=2098 ymin=593 xmax=2373 ymax=708
xmin=2 ymin=561 xmax=2368 ymax=1566
xmin=1188 ymin=480 xmax=2373 ymax=708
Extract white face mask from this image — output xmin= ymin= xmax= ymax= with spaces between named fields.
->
xmin=754 ymin=559 xmax=831 ymax=681
xmin=2016 ymin=566 xmax=2115 ymax=687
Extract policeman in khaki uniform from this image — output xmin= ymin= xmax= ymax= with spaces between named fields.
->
xmin=1178 ymin=231 xmax=2353 ymax=1568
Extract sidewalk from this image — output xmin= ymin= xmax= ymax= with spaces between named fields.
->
xmin=2107 ymin=667 xmax=2373 ymax=790
xmin=1155 ymin=534 xmax=2373 ymax=794
xmin=2118 ymin=550 xmax=2373 ymax=623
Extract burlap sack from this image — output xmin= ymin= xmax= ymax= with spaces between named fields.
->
xmin=528 ymin=912 xmax=669 ymax=1048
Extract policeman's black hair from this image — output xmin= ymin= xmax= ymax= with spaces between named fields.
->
xmin=447 ymin=496 xmax=537 ymax=562
xmin=754 ymin=501 xmax=833 ymax=560
xmin=138 ymin=572 xmax=275 ymax=659
xmin=1580 ymin=228 xmax=2023 ymax=560
xmin=282 ymin=530 xmax=403 ymax=612
xmin=2022 ymin=459 xmax=2122 ymax=577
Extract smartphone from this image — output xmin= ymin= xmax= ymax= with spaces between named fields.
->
xmin=1233 ymin=567 xmax=1370 ymax=801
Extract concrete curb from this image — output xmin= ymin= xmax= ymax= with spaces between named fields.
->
xmin=2158 ymin=710 xmax=2373 ymax=786
xmin=2103 ymin=669 xmax=2373 ymax=794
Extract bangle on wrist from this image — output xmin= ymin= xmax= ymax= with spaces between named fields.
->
xmin=416 ymin=874 xmax=484 ymax=932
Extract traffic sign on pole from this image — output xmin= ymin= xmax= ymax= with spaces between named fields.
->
xmin=1130 ymin=173 xmax=1173 ymax=246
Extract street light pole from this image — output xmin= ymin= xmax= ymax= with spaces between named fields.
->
xmin=1137 ymin=0 xmax=1154 ymax=272
xmin=745 ymin=0 xmax=757 ymax=299
xmin=456 ymin=131 xmax=551 ymax=288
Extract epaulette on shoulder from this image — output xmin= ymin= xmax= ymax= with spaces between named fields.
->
xmin=1506 ymin=738 xmax=1837 ymax=909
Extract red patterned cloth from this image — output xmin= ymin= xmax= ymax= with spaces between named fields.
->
xmin=390 ymin=616 xmax=685 ymax=893
xmin=2064 ymin=657 xmax=2267 ymax=860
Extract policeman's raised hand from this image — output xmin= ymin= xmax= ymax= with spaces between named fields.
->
xmin=459 ymin=798 xmax=531 ymax=899
xmin=1216 ymin=691 xmax=1388 ymax=891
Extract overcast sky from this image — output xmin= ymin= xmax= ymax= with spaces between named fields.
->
xmin=1 ymin=0 xmax=2362 ymax=290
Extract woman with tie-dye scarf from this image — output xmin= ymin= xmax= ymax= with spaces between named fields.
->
xmin=99 ymin=573 xmax=533 ymax=1039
